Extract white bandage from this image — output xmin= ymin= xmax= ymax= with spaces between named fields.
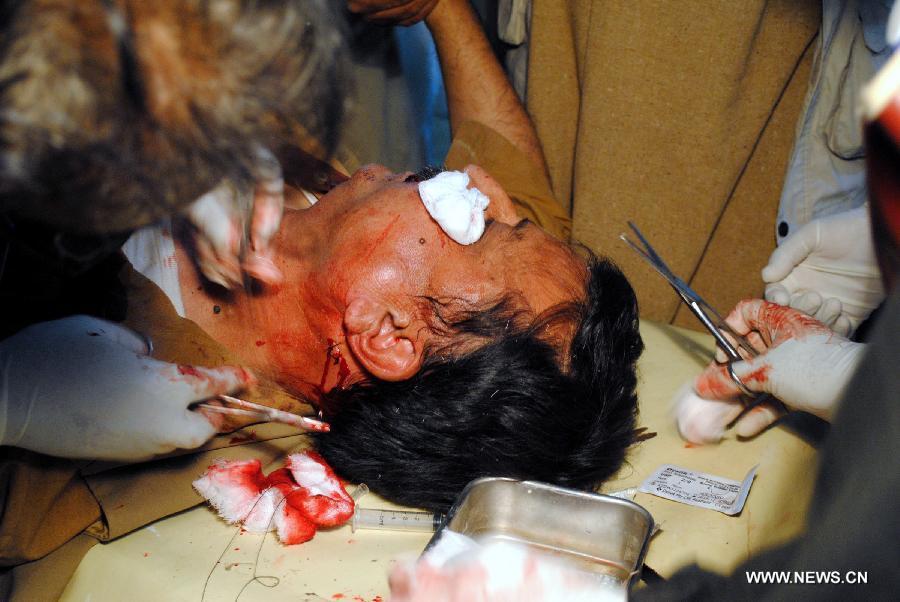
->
xmin=418 ymin=171 xmax=490 ymax=245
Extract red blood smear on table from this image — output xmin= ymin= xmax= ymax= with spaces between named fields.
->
xmin=143 ymin=552 xmax=150 ymax=557
xmin=255 ymin=340 xmax=267 ymax=347
xmin=332 ymin=595 xmax=345 ymax=600
xmin=684 ymin=442 xmax=698 ymax=449
xmin=742 ymin=365 xmax=770 ymax=384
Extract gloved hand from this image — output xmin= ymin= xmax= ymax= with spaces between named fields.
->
xmin=186 ymin=145 xmax=285 ymax=289
xmin=762 ymin=206 xmax=884 ymax=336
xmin=347 ymin=0 xmax=440 ymax=26
xmin=0 ymin=316 xmax=254 ymax=460
xmin=674 ymin=300 xmax=865 ymax=444
xmin=389 ymin=533 xmax=625 ymax=602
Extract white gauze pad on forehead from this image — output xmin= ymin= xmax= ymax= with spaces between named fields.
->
xmin=417 ymin=170 xmax=490 ymax=245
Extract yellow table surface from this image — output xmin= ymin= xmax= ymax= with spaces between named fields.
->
xmin=60 ymin=322 xmax=819 ymax=601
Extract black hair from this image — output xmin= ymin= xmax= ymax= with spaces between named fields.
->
xmin=314 ymin=254 xmax=643 ymax=511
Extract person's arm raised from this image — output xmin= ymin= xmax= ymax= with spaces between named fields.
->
xmin=425 ymin=0 xmax=548 ymax=176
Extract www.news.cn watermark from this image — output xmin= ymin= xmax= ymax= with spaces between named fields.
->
xmin=746 ymin=571 xmax=868 ymax=585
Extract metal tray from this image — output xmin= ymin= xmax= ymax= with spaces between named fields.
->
xmin=426 ymin=477 xmax=654 ymax=588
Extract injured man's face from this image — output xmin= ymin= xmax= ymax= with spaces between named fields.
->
xmin=179 ymin=163 xmax=644 ymax=511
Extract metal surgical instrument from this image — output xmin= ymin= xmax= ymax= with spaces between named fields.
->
xmin=196 ymin=394 xmax=330 ymax=433
xmin=619 ymin=222 xmax=762 ymax=402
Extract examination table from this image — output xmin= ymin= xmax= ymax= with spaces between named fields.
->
xmin=60 ymin=321 xmax=820 ymax=601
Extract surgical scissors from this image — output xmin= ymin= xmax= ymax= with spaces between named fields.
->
xmin=620 ymin=222 xmax=763 ymax=400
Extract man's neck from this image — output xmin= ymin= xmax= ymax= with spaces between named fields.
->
xmin=174 ymin=219 xmax=356 ymax=403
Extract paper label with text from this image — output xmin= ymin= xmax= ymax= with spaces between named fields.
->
xmin=638 ymin=464 xmax=757 ymax=515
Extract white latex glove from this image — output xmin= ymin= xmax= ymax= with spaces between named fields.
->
xmin=186 ymin=145 xmax=285 ymax=288
xmin=390 ymin=532 xmax=625 ymax=602
xmin=763 ymin=206 xmax=884 ymax=336
xmin=0 ymin=316 xmax=255 ymax=461
xmin=675 ymin=299 xmax=864 ymax=444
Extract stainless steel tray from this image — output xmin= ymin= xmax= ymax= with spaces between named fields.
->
xmin=426 ymin=477 xmax=654 ymax=588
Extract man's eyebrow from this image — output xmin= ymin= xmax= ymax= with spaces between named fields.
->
xmin=508 ymin=218 xmax=532 ymax=240
xmin=513 ymin=218 xmax=532 ymax=231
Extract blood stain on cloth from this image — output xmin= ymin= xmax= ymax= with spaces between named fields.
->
xmin=193 ymin=452 xmax=355 ymax=545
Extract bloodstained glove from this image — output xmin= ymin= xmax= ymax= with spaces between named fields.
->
xmin=675 ymin=300 xmax=865 ymax=444
xmin=762 ymin=206 xmax=884 ymax=336
xmin=193 ymin=451 xmax=354 ymax=545
xmin=186 ymin=145 xmax=285 ymax=289
xmin=0 ymin=316 xmax=254 ymax=460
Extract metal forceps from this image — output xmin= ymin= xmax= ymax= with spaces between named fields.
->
xmin=196 ymin=395 xmax=331 ymax=433
xmin=620 ymin=222 xmax=760 ymax=400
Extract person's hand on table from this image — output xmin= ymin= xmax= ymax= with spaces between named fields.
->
xmin=762 ymin=206 xmax=885 ymax=336
xmin=0 ymin=316 xmax=255 ymax=461
xmin=186 ymin=145 xmax=285 ymax=289
xmin=347 ymin=0 xmax=440 ymax=26
xmin=675 ymin=300 xmax=865 ymax=444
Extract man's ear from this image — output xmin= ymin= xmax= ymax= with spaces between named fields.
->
xmin=343 ymin=297 xmax=427 ymax=382
xmin=464 ymin=164 xmax=520 ymax=226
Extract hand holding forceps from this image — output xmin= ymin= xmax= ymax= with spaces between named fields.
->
xmin=620 ymin=222 xmax=777 ymax=405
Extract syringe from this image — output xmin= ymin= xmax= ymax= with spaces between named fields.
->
xmin=351 ymin=507 xmax=444 ymax=533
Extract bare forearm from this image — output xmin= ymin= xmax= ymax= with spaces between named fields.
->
xmin=425 ymin=0 xmax=547 ymax=174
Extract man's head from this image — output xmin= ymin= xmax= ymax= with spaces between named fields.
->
xmin=259 ymin=164 xmax=643 ymax=511
xmin=0 ymin=0 xmax=347 ymax=234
